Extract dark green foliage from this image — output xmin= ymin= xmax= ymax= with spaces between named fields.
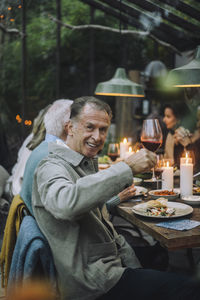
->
xmin=0 ymin=0 xmax=173 ymax=165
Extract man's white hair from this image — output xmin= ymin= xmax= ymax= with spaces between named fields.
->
xmin=44 ymin=99 xmax=73 ymax=137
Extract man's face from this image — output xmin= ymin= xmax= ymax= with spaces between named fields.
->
xmin=68 ymin=104 xmax=110 ymax=158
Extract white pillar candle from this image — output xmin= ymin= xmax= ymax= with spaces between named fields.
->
xmin=162 ymin=161 xmax=174 ymax=190
xmin=120 ymin=138 xmax=129 ymax=159
xmin=125 ymin=147 xmax=134 ymax=159
xmin=180 ymin=156 xmax=193 ymax=197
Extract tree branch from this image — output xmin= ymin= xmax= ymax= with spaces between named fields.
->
xmin=0 ymin=24 xmax=22 ymax=36
xmin=48 ymin=15 xmax=182 ymax=55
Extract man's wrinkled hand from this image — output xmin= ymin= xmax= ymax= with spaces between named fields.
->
xmin=124 ymin=148 xmax=157 ymax=175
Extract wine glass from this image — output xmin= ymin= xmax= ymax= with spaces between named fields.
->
xmin=141 ymin=119 xmax=163 ymax=182
xmin=107 ymin=143 xmax=120 ymax=162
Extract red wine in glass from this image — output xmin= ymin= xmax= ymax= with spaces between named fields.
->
xmin=141 ymin=140 xmax=162 ymax=152
xmin=107 ymin=143 xmax=120 ymax=162
xmin=108 ymin=153 xmax=120 ymax=162
xmin=141 ymin=119 xmax=163 ymax=182
xmin=154 ymin=168 xmax=163 ymax=178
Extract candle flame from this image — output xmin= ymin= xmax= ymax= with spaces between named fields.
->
xmin=167 ymin=161 xmax=169 ymax=167
xmin=185 ymin=152 xmax=189 ymax=164
xmin=123 ymin=138 xmax=127 ymax=144
xmin=128 ymin=146 xmax=132 ymax=153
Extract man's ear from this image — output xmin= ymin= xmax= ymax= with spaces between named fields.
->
xmin=68 ymin=120 xmax=74 ymax=136
xmin=64 ymin=122 xmax=69 ymax=135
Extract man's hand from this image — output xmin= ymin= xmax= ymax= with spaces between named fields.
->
xmin=124 ymin=149 xmax=157 ymax=175
xmin=118 ymin=184 xmax=136 ymax=203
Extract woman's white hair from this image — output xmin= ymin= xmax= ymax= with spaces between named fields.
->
xmin=44 ymin=99 xmax=73 ymax=137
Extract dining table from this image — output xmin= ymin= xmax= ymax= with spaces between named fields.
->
xmin=117 ymin=200 xmax=200 ymax=251
xmin=116 ymin=184 xmax=200 ymax=270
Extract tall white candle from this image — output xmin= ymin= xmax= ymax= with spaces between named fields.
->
xmin=125 ymin=146 xmax=134 ymax=159
xmin=180 ymin=156 xmax=193 ymax=197
xmin=120 ymin=138 xmax=129 ymax=159
xmin=162 ymin=161 xmax=173 ymax=190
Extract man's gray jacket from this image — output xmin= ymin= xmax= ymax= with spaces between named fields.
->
xmin=32 ymin=143 xmax=141 ymax=300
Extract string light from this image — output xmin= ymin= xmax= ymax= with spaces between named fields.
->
xmin=10 ymin=18 xmax=15 ymax=22
xmin=16 ymin=114 xmax=22 ymax=123
xmin=16 ymin=115 xmax=32 ymax=126
xmin=8 ymin=7 xmax=12 ymax=11
xmin=24 ymin=120 xmax=32 ymax=126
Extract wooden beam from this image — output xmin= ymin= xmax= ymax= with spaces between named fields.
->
xmin=80 ymin=0 xmax=200 ymax=52
xmin=0 ymin=23 xmax=21 ymax=35
xmin=99 ymin=0 xmax=189 ymax=43
xmin=80 ymin=0 xmax=139 ymax=28
xmin=48 ymin=15 xmax=182 ymax=54
xmin=81 ymin=0 xmax=172 ymax=44
xmin=158 ymin=0 xmax=200 ymax=22
xmin=127 ymin=0 xmax=200 ymax=35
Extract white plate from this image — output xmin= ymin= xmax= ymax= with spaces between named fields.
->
xmin=134 ymin=186 xmax=148 ymax=197
xmin=182 ymin=195 xmax=200 ymax=205
xmin=98 ymin=163 xmax=110 ymax=170
xmin=132 ymin=201 xmax=193 ymax=219
xmin=148 ymin=189 xmax=179 ymax=200
xmin=133 ymin=177 xmax=142 ymax=186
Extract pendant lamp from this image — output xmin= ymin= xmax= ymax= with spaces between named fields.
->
xmin=94 ymin=0 xmax=144 ymax=98
xmin=167 ymin=45 xmax=200 ymax=88
xmin=95 ymin=67 xmax=145 ymax=97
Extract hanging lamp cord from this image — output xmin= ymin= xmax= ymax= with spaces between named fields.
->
xmin=119 ymin=0 xmax=123 ymax=67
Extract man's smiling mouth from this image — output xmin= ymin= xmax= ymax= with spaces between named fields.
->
xmin=86 ymin=142 xmax=99 ymax=148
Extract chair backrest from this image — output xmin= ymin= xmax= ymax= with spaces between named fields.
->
xmin=0 ymin=194 xmax=28 ymax=288
xmin=8 ymin=215 xmax=57 ymax=290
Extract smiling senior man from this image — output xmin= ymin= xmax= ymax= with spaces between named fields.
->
xmin=32 ymin=96 xmax=200 ymax=300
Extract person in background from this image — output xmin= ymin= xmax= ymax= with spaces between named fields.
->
xmin=0 ymin=165 xmax=10 ymax=216
xmin=175 ymin=88 xmax=200 ymax=172
xmin=20 ymin=99 xmax=73 ymax=215
xmin=32 ymin=96 xmax=200 ymax=300
xmin=4 ymin=105 xmax=51 ymax=202
xmin=163 ymin=103 xmax=194 ymax=168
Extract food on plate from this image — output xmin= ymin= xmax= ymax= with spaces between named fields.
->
xmin=98 ymin=155 xmax=111 ymax=164
xmin=193 ymin=187 xmax=200 ymax=194
xmin=153 ymin=190 xmax=176 ymax=196
xmin=147 ymin=198 xmax=167 ymax=208
xmin=146 ymin=198 xmax=176 ymax=217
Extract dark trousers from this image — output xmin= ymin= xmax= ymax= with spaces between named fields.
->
xmin=98 ymin=268 xmax=200 ymax=300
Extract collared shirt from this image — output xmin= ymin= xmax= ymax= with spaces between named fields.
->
xmin=45 ymin=134 xmax=63 ymax=143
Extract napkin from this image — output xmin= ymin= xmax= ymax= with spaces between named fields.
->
xmin=156 ymin=219 xmax=200 ymax=231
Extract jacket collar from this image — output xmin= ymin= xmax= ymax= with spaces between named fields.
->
xmin=48 ymin=141 xmax=98 ymax=167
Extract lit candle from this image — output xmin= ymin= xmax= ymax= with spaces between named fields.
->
xmin=125 ymin=146 xmax=134 ymax=159
xmin=161 ymin=160 xmax=174 ymax=190
xmin=120 ymin=138 xmax=129 ymax=159
xmin=180 ymin=152 xmax=193 ymax=197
